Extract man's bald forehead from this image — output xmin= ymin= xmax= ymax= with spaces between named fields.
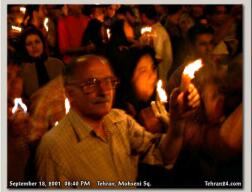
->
xmin=73 ymin=55 xmax=113 ymax=73
xmin=75 ymin=55 xmax=109 ymax=70
xmin=64 ymin=55 xmax=114 ymax=84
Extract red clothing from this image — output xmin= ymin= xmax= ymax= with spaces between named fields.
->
xmin=57 ymin=15 xmax=90 ymax=62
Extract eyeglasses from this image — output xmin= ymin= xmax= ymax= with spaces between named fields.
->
xmin=68 ymin=76 xmax=120 ymax=94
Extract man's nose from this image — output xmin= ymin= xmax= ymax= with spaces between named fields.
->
xmin=96 ymin=82 xmax=109 ymax=95
xmin=32 ymin=43 xmax=36 ymax=49
xmin=207 ymin=43 xmax=213 ymax=52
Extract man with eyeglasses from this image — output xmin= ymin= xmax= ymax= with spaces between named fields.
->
xmin=35 ymin=55 xmax=200 ymax=188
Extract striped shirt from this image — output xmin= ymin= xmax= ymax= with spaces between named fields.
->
xmin=36 ymin=109 xmax=167 ymax=189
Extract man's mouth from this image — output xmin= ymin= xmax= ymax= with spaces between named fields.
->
xmin=93 ymin=97 xmax=110 ymax=104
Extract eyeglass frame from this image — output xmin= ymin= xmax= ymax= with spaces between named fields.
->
xmin=66 ymin=76 xmax=120 ymax=94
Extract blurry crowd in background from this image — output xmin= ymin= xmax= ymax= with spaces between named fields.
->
xmin=7 ymin=4 xmax=243 ymax=188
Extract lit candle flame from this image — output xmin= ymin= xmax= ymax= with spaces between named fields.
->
xmin=157 ymin=80 xmax=167 ymax=102
xmin=54 ymin=121 xmax=59 ymax=126
xmin=183 ymin=59 xmax=203 ymax=78
xmin=11 ymin=25 xmax=22 ymax=32
xmin=12 ymin=98 xmax=27 ymax=114
xmin=181 ymin=59 xmax=203 ymax=91
xmin=106 ymin=28 xmax=111 ymax=40
xmin=20 ymin=7 xmax=26 ymax=14
xmin=141 ymin=27 xmax=152 ymax=35
xmin=43 ymin=17 xmax=49 ymax=32
xmin=65 ymin=98 xmax=70 ymax=114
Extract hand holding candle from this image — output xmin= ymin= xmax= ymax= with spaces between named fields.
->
xmin=140 ymin=26 xmax=153 ymax=46
xmin=12 ymin=98 xmax=27 ymax=114
xmin=10 ymin=98 xmax=30 ymax=136
xmin=151 ymin=80 xmax=170 ymax=126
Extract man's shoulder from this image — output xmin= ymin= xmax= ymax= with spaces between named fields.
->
xmin=153 ymin=22 xmax=168 ymax=35
xmin=46 ymin=57 xmax=64 ymax=67
xmin=107 ymin=108 xmax=129 ymax=122
xmin=38 ymin=117 xmax=72 ymax=149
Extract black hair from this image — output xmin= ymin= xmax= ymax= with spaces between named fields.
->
xmin=205 ymin=5 xmax=231 ymax=16
xmin=187 ymin=24 xmax=214 ymax=45
xmin=138 ymin=5 xmax=157 ymax=20
xmin=109 ymin=19 xmax=131 ymax=47
xmin=82 ymin=19 xmax=103 ymax=47
xmin=22 ymin=5 xmax=40 ymax=27
xmin=122 ymin=45 xmax=157 ymax=85
xmin=115 ymin=5 xmax=135 ymax=17
xmin=167 ymin=5 xmax=183 ymax=15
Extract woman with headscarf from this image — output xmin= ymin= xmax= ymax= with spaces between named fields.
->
xmin=18 ymin=27 xmax=64 ymax=99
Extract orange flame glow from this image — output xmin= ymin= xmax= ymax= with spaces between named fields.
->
xmin=157 ymin=80 xmax=167 ymax=102
xmin=12 ymin=98 xmax=27 ymax=114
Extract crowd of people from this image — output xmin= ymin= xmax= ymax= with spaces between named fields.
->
xmin=7 ymin=4 xmax=243 ymax=188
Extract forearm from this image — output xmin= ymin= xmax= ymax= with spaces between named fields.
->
xmin=160 ymin=120 xmax=184 ymax=165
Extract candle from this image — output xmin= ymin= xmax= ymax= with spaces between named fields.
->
xmin=20 ymin=7 xmax=26 ymax=14
xmin=54 ymin=121 xmax=59 ymax=126
xmin=11 ymin=25 xmax=22 ymax=33
xmin=141 ymin=26 xmax=152 ymax=35
xmin=12 ymin=98 xmax=27 ymax=114
xmin=156 ymin=80 xmax=167 ymax=102
xmin=181 ymin=59 xmax=203 ymax=91
xmin=43 ymin=17 xmax=49 ymax=32
xmin=52 ymin=97 xmax=70 ymax=127
xmin=106 ymin=28 xmax=111 ymax=40
xmin=65 ymin=97 xmax=70 ymax=114
xmin=140 ymin=26 xmax=153 ymax=46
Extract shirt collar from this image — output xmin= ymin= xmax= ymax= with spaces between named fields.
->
xmin=67 ymin=108 xmax=127 ymax=142
xmin=67 ymin=109 xmax=93 ymax=141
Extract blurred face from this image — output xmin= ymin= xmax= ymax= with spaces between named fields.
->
xmin=93 ymin=7 xmax=105 ymax=22
xmin=38 ymin=5 xmax=47 ymax=19
xmin=68 ymin=5 xmax=83 ymax=15
xmin=203 ymin=83 xmax=225 ymax=123
xmin=132 ymin=54 xmax=158 ymax=101
xmin=106 ymin=5 xmax=116 ymax=17
xmin=211 ymin=6 xmax=227 ymax=26
xmin=191 ymin=5 xmax=204 ymax=18
xmin=194 ymin=34 xmax=214 ymax=56
xmin=68 ymin=57 xmax=116 ymax=120
xmin=25 ymin=34 xmax=43 ymax=58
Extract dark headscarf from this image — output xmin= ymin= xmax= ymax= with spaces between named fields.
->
xmin=18 ymin=27 xmax=48 ymax=62
xmin=18 ymin=27 xmax=50 ymax=87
